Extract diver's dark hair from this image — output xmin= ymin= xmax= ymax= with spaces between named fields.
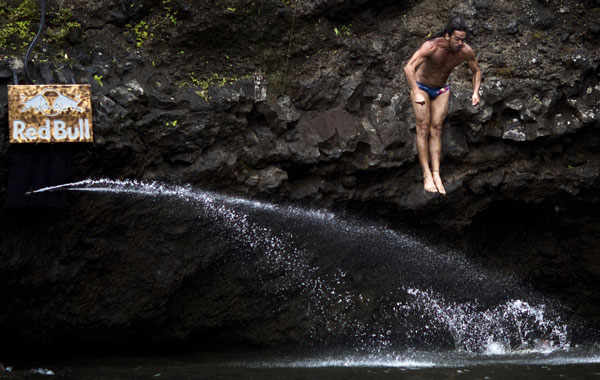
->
xmin=429 ymin=17 xmax=469 ymax=40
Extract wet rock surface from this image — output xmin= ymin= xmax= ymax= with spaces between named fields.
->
xmin=0 ymin=0 xmax=599 ymax=353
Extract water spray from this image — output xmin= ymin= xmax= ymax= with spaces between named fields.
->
xmin=28 ymin=178 xmax=573 ymax=354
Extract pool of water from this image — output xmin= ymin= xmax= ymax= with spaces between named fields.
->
xmin=6 ymin=347 xmax=600 ymax=380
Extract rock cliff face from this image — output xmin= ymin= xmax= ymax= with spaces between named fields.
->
xmin=0 ymin=0 xmax=599 ymax=354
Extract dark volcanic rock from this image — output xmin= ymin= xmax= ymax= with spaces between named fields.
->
xmin=0 ymin=0 xmax=599 ymax=353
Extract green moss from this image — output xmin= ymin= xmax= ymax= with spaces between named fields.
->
xmin=124 ymin=0 xmax=179 ymax=50
xmin=125 ymin=0 xmax=180 ymax=50
xmin=44 ymin=7 xmax=80 ymax=45
xmin=180 ymin=72 xmax=252 ymax=101
xmin=190 ymin=72 xmax=201 ymax=86
xmin=0 ymin=0 xmax=80 ymax=58
xmin=0 ymin=0 xmax=37 ymax=50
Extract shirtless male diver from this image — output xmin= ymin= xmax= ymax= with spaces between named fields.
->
xmin=403 ymin=17 xmax=481 ymax=194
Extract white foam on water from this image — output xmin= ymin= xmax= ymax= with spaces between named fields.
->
xmin=265 ymin=358 xmax=436 ymax=368
xmin=30 ymin=368 xmax=55 ymax=376
xmin=228 ymin=351 xmax=600 ymax=370
xmin=483 ymin=337 xmax=509 ymax=355
xmin=449 ymin=354 xmax=600 ymax=368
xmin=230 ymin=355 xmax=436 ymax=369
xmin=402 ymin=288 xmax=570 ymax=353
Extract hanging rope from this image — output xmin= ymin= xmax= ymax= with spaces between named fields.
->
xmin=281 ymin=0 xmax=298 ymax=95
xmin=24 ymin=0 xmax=47 ymax=84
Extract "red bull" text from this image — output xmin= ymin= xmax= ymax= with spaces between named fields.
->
xmin=12 ymin=118 xmax=92 ymax=142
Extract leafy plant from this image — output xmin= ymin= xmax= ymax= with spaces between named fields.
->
xmin=0 ymin=0 xmax=37 ymax=50
xmin=0 ymin=0 xmax=80 ymax=56
xmin=44 ymin=7 xmax=80 ymax=44
xmin=93 ymin=74 xmax=103 ymax=87
xmin=133 ymin=20 xmax=151 ymax=48
xmin=163 ymin=0 xmax=177 ymax=25
xmin=334 ymin=24 xmax=352 ymax=38
xmin=182 ymin=72 xmax=252 ymax=101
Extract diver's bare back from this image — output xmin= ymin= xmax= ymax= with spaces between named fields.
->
xmin=416 ymin=38 xmax=472 ymax=87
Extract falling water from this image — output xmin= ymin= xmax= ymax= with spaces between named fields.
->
xmin=31 ymin=178 xmax=575 ymax=359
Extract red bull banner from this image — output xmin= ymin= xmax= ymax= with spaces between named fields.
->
xmin=8 ymin=84 xmax=93 ymax=143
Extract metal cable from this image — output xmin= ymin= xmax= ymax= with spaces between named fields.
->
xmin=24 ymin=0 xmax=47 ymax=84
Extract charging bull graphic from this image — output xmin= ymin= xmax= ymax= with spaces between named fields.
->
xmin=52 ymin=92 xmax=84 ymax=114
xmin=8 ymin=84 xmax=93 ymax=143
xmin=19 ymin=93 xmax=52 ymax=113
xmin=19 ymin=87 xmax=84 ymax=116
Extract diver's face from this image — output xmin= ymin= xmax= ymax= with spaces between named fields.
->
xmin=446 ymin=30 xmax=467 ymax=51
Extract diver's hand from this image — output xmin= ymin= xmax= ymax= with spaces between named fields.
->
xmin=472 ymin=92 xmax=480 ymax=106
xmin=415 ymin=93 xmax=426 ymax=105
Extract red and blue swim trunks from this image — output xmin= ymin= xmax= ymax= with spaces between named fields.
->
xmin=417 ymin=81 xmax=450 ymax=99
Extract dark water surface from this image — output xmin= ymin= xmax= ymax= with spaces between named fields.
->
xmin=6 ymin=348 xmax=600 ymax=380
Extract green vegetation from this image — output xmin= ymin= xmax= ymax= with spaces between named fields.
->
xmin=44 ymin=8 xmax=80 ymax=44
xmin=0 ymin=0 xmax=38 ymax=50
xmin=132 ymin=20 xmax=151 ymax=48
xmin=125 ymin=0 xmax=181 ymax=50
xmin=190 ymin=72 xmax=201 ymax=86
xmin=0 ymin=0 xmax=80 ymax=59
xmin=93 ymin=74 xmax=103 ymax=87
xmin=334 ymin=25 xmax=352 ymax=37
xmin=179 ymin=72 xmax=251 ymax=101
xmin=163 ymin=0 xmax=178 ymax=25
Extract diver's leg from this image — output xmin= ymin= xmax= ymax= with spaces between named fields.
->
xmin=410 ymin=89 xmax=436 ymax=192
xmin=429 ymin=90 xmax=450 ymax=194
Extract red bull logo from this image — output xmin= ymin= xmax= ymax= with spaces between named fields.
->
xmin=8 ymin=84 xmax=93 ymax=143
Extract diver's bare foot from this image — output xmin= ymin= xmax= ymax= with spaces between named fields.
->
xmin=432 ymin=170 xmax=446 ymax=195
xmin=424 ymin=173 xmax=438 ymax=193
